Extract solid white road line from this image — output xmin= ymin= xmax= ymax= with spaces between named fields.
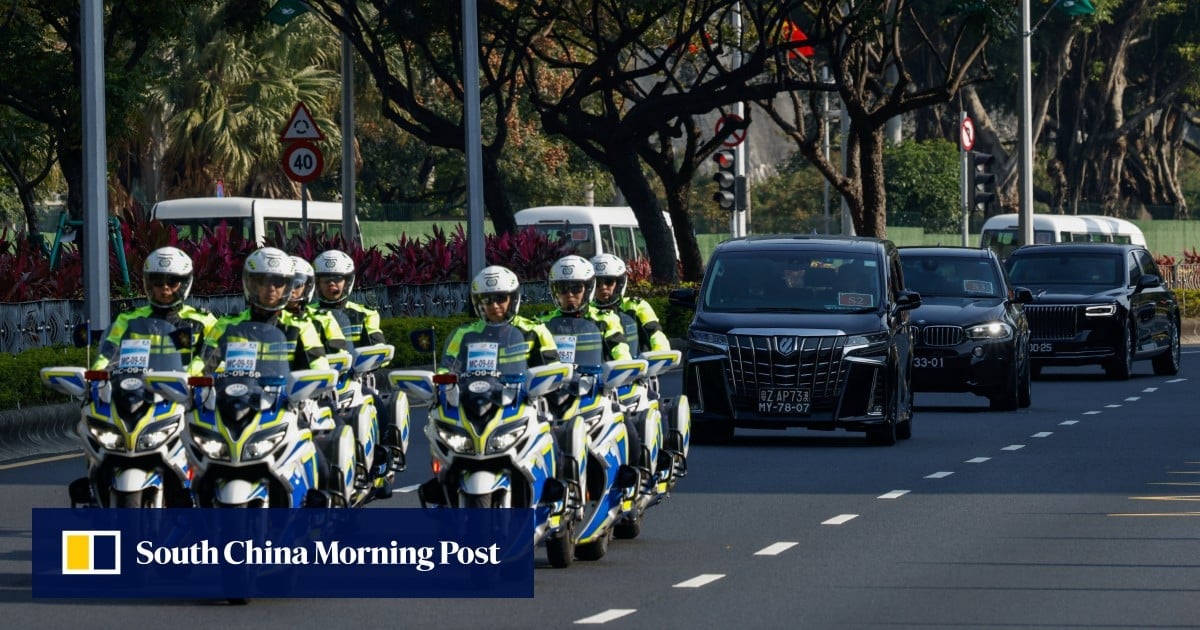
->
xmin=1060 ymin=420 xmax=1079 ymax=426
xmin=965 ymin=457 xmax=990 ymax=464
xmin=673 ymin=574 xmax=725 ymax=588
xmin=1031 ymin=432 xmax=1053 ymax=438
xmin=0 ymin=452 xmax=82 ymax=470
xmin=822 ymin=514 xmax=858 ymax=525
xmin=575 ymin=609 xmax=637 ymax=624
xmin=925 ymin=471 xmax=954 ymax=479
xmin=877 ymin=490 xmax=910 ymax=499
xmin=754 ymin=542 xmax=799 ymax=556
xmin=1001 ymin=444 xmax=1025 ymax=451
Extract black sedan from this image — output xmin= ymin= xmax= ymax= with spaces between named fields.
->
xmin=899 ymin=246 xmax=1033 ymax=410
xmin=1004 ymin=243 xmax=1181 ymax=379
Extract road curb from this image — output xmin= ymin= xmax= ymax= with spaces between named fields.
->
xmin=0 ymin=403 xmax=80 ymax=464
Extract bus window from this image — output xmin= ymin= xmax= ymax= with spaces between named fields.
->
xmin=632 ymin=228 xmax=648 ymax=260
xmin=326 ymin=222 xmax=343 ymax=238
xmin=599 ymin=225 xmax=615 ymax=258
xmin=610 ymin=226 xmax=635 ymax=260
xmin=286 ymin=220 xmax=302 ymax=238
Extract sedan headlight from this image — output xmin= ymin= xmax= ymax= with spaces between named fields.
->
xmin=437 ymin=424 xmax=475 ymax=454
xmin=486 ymin=423 xmax=527 ymax=454
xmin=87 ymin=418 xmax=124 ymax=451
xmin=136 ymin=419 xmax=181 ymax=451
xmin=190 ymin=426 xmax=230 ymax=460
xmin=844 ymin=332 xmax=890 ymax=355
xmin=965 ymin=321 xmax=1013 ymax=341
xmin=1085 ymin=304 xmax=1118 ymax=317
xmin=244 ymin=426 xmax=287 ymax=460
xmin=689 ymin=330 xmax=728 ymax=350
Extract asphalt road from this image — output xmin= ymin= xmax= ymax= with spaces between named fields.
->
xmin=3 ymin=349 xmax=1199 ymax=629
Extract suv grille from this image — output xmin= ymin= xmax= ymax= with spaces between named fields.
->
xmin=920 ymin=325 xmax=963 ymax=347
xmin=726 ymin=334 xmax=847 ymax=401
xmin=1024 ymin=305 xmax=1078 ymax=340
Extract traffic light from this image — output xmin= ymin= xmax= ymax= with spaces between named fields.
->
xmin=967 ymin=151 xmax=996 ymax=213
xmin=712 ymin=149 xmax=736 ymax=212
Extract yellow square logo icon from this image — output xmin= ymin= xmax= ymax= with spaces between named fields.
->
xmin=62 ymin=530 xmax=121 ymax=575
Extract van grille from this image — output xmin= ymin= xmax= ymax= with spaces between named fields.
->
xmin=725 ymin=334 xmax=846 ymax=402
xmin=920 ymin=325 xmax=963 ymax=347
xmin=1024 ymin=305 xmax=1078 ymax=340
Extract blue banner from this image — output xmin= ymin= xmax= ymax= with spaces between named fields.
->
xmin=34 ymin=508 xmax=534 ymax=598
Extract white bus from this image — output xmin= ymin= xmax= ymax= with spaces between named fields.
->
xmin=979 ymin=213 xmax=1146 ymax=259
xmin=513 ymin=205 xmax=678 ymax=261
xmin=150 ymin=197 xmax=356 ymax=245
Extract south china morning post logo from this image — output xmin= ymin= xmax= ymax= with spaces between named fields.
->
xmin=61 ymin=530 xmax=121 ymax=575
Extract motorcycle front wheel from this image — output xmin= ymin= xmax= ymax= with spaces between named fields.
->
xmin=462 ymin=493 xmax=493 ymax=508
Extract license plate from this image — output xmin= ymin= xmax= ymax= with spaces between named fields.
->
xmin=913 ymin=356 xmax=947 ymax=369
xmin=1029 ymin=342 xmax=1054 ymax=354
xmin=757 ymin=388 xmax=811 ymax=414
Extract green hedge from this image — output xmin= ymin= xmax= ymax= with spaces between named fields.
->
xmin=0 ymin=345 xmax=92 ymax=409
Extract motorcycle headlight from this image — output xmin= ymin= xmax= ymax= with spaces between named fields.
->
xmin=486 ymin=423 xmax=527 ymax=454
xmin=1085 ymin=304 xmax=1117 ymax=317
xmin=437 ymin=424 xmax=475 ymax=455
xmin=965 ymin=321 xmax=1013 ymax=341
xmin=87 ymin=418 xmax=124 ymax=451
xmin=689 ymin=329 xmax=728 ymax=351
xmin=136 ymin=419 xmax=181 ymax=451
xmin=844 ymin=332 xmax=890 ymax=355
xmin=245 ymin=426 xmax=287 ymax=460
xmin=190 ymin=426 xmax=230 ymax=460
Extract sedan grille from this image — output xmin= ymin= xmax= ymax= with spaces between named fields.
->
xmin=1024 ymin=305 xmax=1078 ymax=340
xmin=920 ymin=325 xmax=963 ymax=347
xmin=725 ymin=334 xmax=847 ymax=401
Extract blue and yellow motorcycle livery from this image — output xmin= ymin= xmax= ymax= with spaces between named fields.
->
xmin=389 ymin=323 xmax=579 ymax=568
xmin=185 ymin=321 xmax=336 ymax=508
xmin=542 ymin=315 xmax=645 ymax=561
xmin=41 ymin=317 xmax=195 ymax=508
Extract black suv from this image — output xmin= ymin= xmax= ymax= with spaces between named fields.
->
xmin=1004 ymin=243 xmax=1181 ymax=379
xmin=899 ymin=246 xmax=1034 ymax=410
xmin=668 ymin=235 xmax=921 ymax=445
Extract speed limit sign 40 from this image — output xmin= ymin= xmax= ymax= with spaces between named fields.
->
xmin=282 ymin=140 xmax=324 ymax=184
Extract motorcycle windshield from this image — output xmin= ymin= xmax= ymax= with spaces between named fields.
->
xmin=445 ymin=323 xmax=530 ymax=379
xmin=542 ymin=316 xmax=604 ymax=371
xmin=212 ymin=322 xmax=291 ymax=424
xmin=102 ymin=316 xmax=188 ymax=376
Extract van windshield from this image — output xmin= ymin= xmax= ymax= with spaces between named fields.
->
xmin=166 ymin=218 xmax=252 ymax=241
xmin=526 ymin=223 xmax=593 ymax=257
xmin=980 ymin=229 xmax=1054 ymax=260
xmin=703 ymin=251 xmax=883 ymax=313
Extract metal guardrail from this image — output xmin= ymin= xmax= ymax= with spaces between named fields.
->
xmin=0 ymin=280 xmax=554 ymax=355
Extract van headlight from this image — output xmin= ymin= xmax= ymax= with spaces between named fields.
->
xmin=844 ymin=332 xmax=889 ymax=356
xmin=965 ymin=321 xmax=1013 ymax=341
xmin=689 ymin=330 xmax=728 ymax=351
xmin=1085 ymin=304 xmax=1117 ymax=317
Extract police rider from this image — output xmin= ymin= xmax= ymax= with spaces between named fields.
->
xmin=590 ymin=254 xmax=671 ymax=353
xmin=312 ymin=249 xmax=385 ymax=347
xmin=93 ymin=247 xmax=217 ymax=371
xmin=439 ymin=265 xmax=558 ymax=373
xmin=287 ymin=255 xmax=348 ymax=354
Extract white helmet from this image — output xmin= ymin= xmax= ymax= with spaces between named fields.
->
xmin=289 ymin=255 xmax=316 ymax=308
xmin=470 ymin=265 xmax=521 ymax=322
xmin=313 ymin=249 xmax=356 ymax=305
xmin=243 ymin=247 xmax=295 ymax=311
xmin=548 ymin=255 xmax=595 ymax=314
xmin=589 ymin=253 xmax=628 ymax=308
xmin=143 ymin=246 xmax=194 ymax=308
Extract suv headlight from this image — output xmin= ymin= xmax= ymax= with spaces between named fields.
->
xmin=965 ymin=321 xmax=1013 ymax=341
xmin=689 ymin=330 xmax=728 ymax=351
xmin=437 ymin=424 xmax=475 ymax=454
xmin=844 ymin=332 xmax=889 ymax=355
xmin=486 ymin=423 xmax=527 ymax=454
xmin=1085 ymin=304 xmax=1117 ymax=317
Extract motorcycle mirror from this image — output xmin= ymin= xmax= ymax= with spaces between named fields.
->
xmin=85 ymin=370 xmax=109 ymax=382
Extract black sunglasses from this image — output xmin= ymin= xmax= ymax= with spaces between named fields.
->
xmin=479 ymin=294 xmax=510 ymax=305
xmin=261 ymin=275 xmax=291 ymax=288
xmin=147 ymin=274 xmax=182 ymax=288
xmin=557 ymin=283 xmax=586 ymax=295
xmin=597 ymin=278 xmax=619 ymax=287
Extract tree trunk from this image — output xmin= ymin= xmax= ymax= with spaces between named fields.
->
xmin=856 ymin=127 xmax=887 ymax=238
xmin=607 ymin=152 xmax=678 ymax=283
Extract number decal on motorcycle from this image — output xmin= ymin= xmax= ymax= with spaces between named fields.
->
xmin=225 ymin=341 xmax=260 ymax=372
xmin=553 ymin=335 xmax=577 ymax=364
xmin=117 ymin=338 xmax=152 ymax=371
xmin=465 ymin=342 xmax=499 ymax=372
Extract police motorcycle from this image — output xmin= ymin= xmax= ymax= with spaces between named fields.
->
xmin=541 ymin=315 xmax=645 ymax=560
xmin=185 ymin=321 xmax=337 ymax=508
xmin=319 ymin=342 xmax=408 ymax=506
xmin=41 ymin=317 xmax=195 ymax=508
xmin=388 ymin=324 xmax=581 ymax=568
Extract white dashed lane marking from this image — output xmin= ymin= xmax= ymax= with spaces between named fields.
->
xmin=925 ymin=471 xmax=954 ymax=479
xmin=878 ymin=490 xmax=910 ymax=499
xmin=1105 ymin=404 xmax=1122 ymax=408
xmin=673 ymin=574 xmax=725 ymax=588
xmin=575 ymin=609 xmax=637 ymax=624
xmin=1032 ymin=432 xmax=1053 ymax=438
xmin=1002 ymin=444 xmax=1025 ymax=451
xmin=1125 ymin=396 xmax=1140 ymax=401
xmin=754 ymin=542 xmax=798 ymax=556
xmin=1166 ymin=378 xmax=1186 ymax=383
xmin=1143 ymin=387 xmax=1158 ymax=392
xmin=965 ymin=457 xmax=990 ymax=464
xmin=1060 ymin=420 xmax=1079 ymax=426
xmin=822 ymin=514 xmax=858 ymax=525
xmin=1084 ymin=411 xmax=1102 ymax=415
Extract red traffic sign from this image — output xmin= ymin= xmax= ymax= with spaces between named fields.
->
xmin=281 ymin=141 xmax=324 ymax=183
xmin=960 ymin=116 xmax=976 ymax=151
xmin=715 ymin=114 xmax=747 ymax=147
xmin=280 ymin=102 xmax=325 ymax=142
